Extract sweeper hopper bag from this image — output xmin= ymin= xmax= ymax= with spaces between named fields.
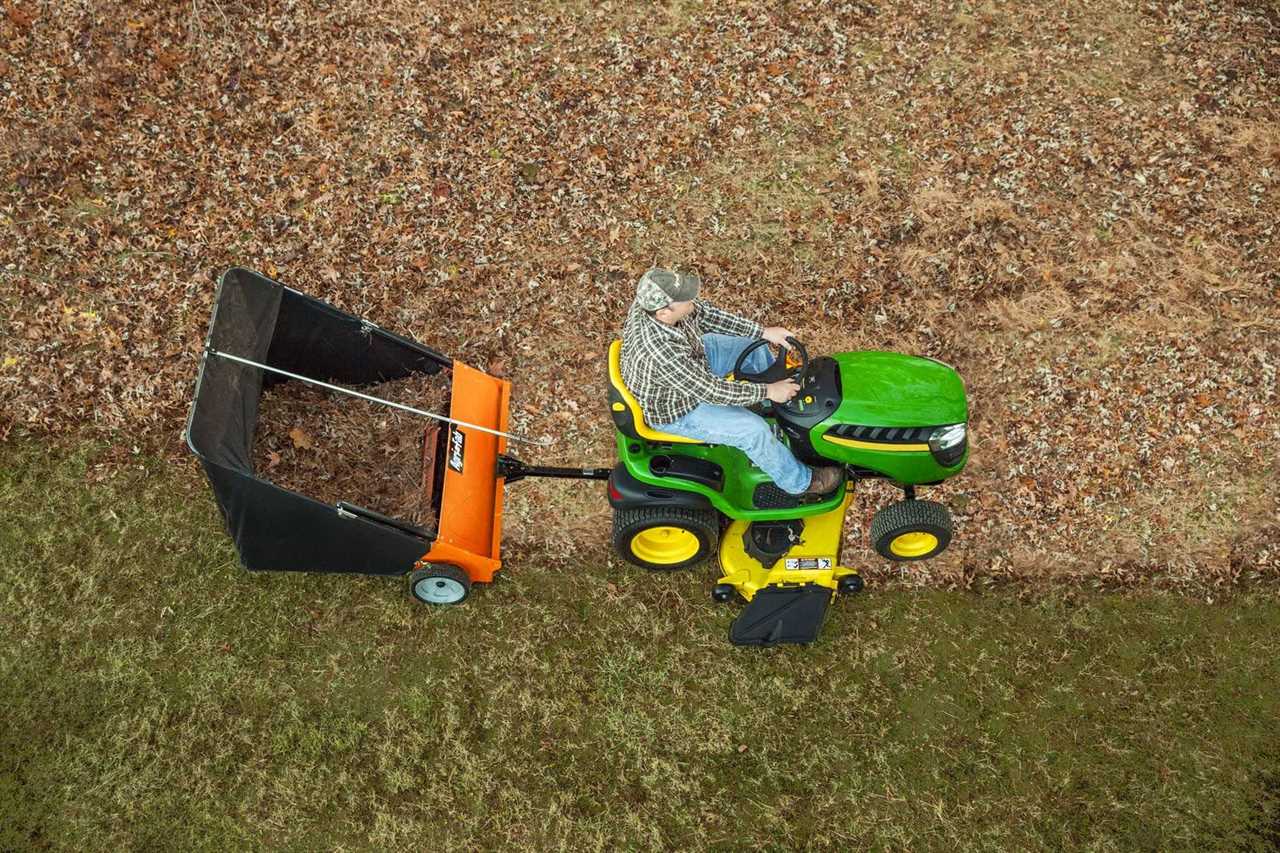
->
xmin=185 ymin=268 xmax=608 ymax=605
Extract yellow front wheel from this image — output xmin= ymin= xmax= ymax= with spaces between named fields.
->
xmin=613 ymin=506 xmax=719 ymax=571
xmin=889 ymin=531 xmax=940 ymax=558
xmin=870 ymin=499 xmax=953 ymax=562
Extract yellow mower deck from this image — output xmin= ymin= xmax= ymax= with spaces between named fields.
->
xmin=716 ymin=492 xmax=861 ymax=599
xmin=716 ymin=491 xmax=863 ymax=646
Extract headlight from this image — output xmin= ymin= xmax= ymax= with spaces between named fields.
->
xmin=928 ymin=423 xmax=967 ymax=466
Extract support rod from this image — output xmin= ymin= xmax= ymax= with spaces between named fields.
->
xmin=207 ymin=348 xmax=550 ymax=446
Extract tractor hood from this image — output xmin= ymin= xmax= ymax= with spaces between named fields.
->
xmin=833 ymin=351 xmax=967 ymax=426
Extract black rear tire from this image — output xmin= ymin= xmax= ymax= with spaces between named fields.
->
xmin=612 ymin=505 xmax=720 ymax=571
xmin=870 ymin=499 xmax=953 ymax=562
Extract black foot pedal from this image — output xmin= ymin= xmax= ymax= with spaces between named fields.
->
xmin=751 ymin=481 xmax=838 ymax=509
xmin=729 ymin=584 xmax=832 ymax=647
xmin=752 ymin=482 xmax=821 ymax=509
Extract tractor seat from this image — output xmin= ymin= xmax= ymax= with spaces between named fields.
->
xmin=607 ymin=339 xmax=705 ymax=445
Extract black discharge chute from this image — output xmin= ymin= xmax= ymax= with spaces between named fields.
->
xmin=185 ymin=268 xmax=450 ymax=576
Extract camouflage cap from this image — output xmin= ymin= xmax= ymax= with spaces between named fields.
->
xmin=635 ymin=267 xmax=701 ymax=311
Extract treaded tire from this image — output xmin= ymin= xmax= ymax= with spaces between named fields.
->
xmin=870 ymin=499 xmax=953 ymax=562
xmin=612 ymin=505 xmax=720 ymax=571
xmin=408 ymin=563 xmax=471 ymax=605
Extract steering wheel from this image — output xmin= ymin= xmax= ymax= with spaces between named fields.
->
xmin=732 ymin=336 xmax=810 ymax=413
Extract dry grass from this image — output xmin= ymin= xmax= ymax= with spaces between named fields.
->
xmin=2 ymin=444 xmax=1280 ymax=850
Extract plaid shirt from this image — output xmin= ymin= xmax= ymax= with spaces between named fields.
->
xmin=620 ymin=298 xmax=766 ymax=426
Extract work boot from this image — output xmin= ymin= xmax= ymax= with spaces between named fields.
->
xmin=804 ymin=465 xmax=842 ymax=495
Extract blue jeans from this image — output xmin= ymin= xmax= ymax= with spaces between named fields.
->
xmin=654 ymin=334 xmax=813 ymax=495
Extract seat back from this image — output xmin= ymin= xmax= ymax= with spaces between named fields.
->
xmin=607 ymin=340 xmax=702 ymax=445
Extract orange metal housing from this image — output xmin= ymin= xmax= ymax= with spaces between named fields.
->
xmin=417 ymin=361 xmax=511 ymax=583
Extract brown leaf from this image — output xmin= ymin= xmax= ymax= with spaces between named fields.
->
xmin=156 ymin=49 xmax=185 ymax=71
xmin=289 ymin=427 xmax=314 ymax=449
xmin=6 ymin=2 xmax=37 ymax=30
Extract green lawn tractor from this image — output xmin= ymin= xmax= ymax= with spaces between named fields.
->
xmin=605 ymin=337 xmax=969 ymax=646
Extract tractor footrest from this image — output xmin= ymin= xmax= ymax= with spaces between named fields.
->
xmin=729 ymin=583 xmax=832 ymax=647
xmin=751 ymin=482 xmax=828 ymax=510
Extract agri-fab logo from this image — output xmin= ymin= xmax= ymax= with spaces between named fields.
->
xmin=448 ymin=427 xmax=465 ymax=474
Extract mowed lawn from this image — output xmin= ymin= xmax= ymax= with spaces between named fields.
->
xmin=2 ymin=442 xmax=1278 ymax=851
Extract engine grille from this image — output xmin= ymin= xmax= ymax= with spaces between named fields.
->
xmin=826 ymin=424 xmax=937 ymax=444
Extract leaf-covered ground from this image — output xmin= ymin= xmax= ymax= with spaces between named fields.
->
xmin=3 ymin=0 xmax=1278 ymax=589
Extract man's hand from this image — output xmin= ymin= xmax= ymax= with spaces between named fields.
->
xmin=766 ymin=378 xmax=800 ymax=404
xmin=762 ymin=326 xmax=797 ymax=349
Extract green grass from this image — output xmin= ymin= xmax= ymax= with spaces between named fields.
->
xmin=2 ymin=443 xmax=1279 ymax=850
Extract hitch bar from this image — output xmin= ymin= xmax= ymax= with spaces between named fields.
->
xmin=497 ymin=454 xmax=611 ymax=485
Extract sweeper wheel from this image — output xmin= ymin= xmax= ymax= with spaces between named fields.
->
xmin=408 ymin=563 xmax=471 ymax=605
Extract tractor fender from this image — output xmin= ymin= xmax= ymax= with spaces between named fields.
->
xmin=606 ymin=463 xmax=714 ymax=512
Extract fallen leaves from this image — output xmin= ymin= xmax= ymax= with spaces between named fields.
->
xmin=256 ymin=373 xmax=451 ymax=528
xmin=0 ymin=0 xmax=1276 ymax=594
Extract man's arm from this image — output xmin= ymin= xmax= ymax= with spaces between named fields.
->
xmin=694 ymin=299 xmax=763 ymax=339
xmin=649 ymin=335 xmax=767 ymax=408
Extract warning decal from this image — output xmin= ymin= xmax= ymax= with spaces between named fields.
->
xmin=784 ymin=557 xmax=833 ymax=571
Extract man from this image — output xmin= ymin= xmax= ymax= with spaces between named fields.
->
xmin=619 ymin=267 xmax=842 ymax=496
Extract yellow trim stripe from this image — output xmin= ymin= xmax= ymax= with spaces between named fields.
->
xmin=823 ymin=434 xmax=930 ymax=453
